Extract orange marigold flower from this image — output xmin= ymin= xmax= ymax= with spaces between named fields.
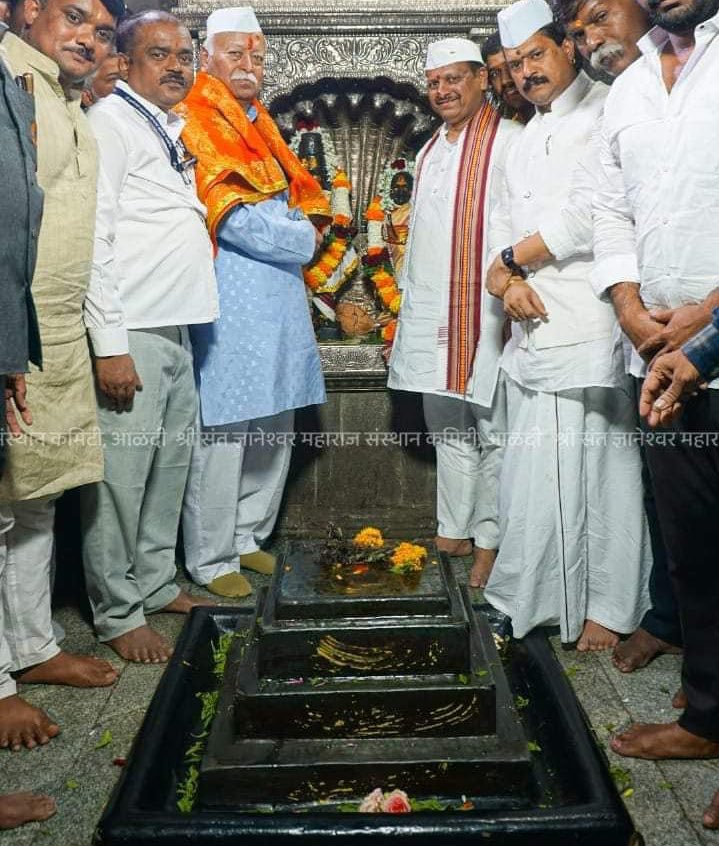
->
xmin=353 ymin=527 xmax=385 ymax=549
xmin=317 ymin=260 xmax=334 ymax=275
xmin=333 ymin=214 xmax=351 ymax=227
xmin=332 ymin=169 xmax=351 ymax=189
xmin=365 ymin=196 xmax=385 ymax=222
xmin=389 ymin=293 xmax=402 ymax=314
xmin=382 ymin=320 xmax=397 ymax=342
xmin=366 ymin=246 xmax=384 ymax=257
xmin=389 ymin=542 xmax=427 ymax=573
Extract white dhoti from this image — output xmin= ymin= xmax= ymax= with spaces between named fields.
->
xmin=484 ymin=376 xmax=652 ymax=642
xmin=182 ymin=409 xmax=294 ymax=585
xmin=0 ymin=496 xmax=60 ymax=699
xmin=422 ymin=384 xmax=505 ymax=549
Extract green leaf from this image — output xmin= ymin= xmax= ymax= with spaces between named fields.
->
xmin=410 ymin=798 xmax=449 ymax=811
xmin=564 ymin=666 xmax=580 ymax=679
xmin=66 ymin=778 xmax=79 ymax=790
xmin=527 ymin=741 xmax=542 ymax=753
xmin=515 ymin=695 xmax=530 ymax=710
xmin=609 ymin=765 xmax=633 ymax=793
xmin=658 ymin=781 xmax=673 ymax=791
xmin=457 ymin=674 xmax=469 ymax=685
xmin=94 ymin=729 xmax=112 ymax=750
xmin=474 ymin=669 xmax=489 ymax=678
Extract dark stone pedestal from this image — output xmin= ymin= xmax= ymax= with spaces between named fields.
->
xmin=275 ymin=360 xmax=436 ymax=538
xmin=95 ymin=543 xmax=642 ymax=846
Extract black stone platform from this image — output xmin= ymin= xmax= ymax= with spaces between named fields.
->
xmin=95 ymin=606 xmax=642 ymax=845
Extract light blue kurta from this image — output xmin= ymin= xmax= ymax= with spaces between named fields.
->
xmin=190 ymin=191 xmax=326 ymax=426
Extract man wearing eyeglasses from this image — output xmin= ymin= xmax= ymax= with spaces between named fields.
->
xmin=388 ymin=37 xmax=522 ymax=590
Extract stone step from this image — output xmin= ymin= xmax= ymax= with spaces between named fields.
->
xmin=199 ymin=731 xmax=532 ymax=806
xmin=234 ymin=654 xmax=497 ymax=738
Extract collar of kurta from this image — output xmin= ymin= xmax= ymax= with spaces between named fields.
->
xmin=639 ymin=7 xmax=719 ymax=55
xmin=2 ymin=31 xmax=66 ymax=99
xmin=536 ymin=69 xmax=592 ymax=120
xmin=176 ymin=71 xmax=331 ymax=247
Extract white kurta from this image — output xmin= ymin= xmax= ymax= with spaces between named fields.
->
xmin=388 ymin=117 xmax=522 ymax=408
xmin=386 ymin=114 xmax=521 ymax=546
xmin=591 ymin=10 xmax=719 ymax=388
xmin=483 ymin=72 xmax=652 ymax=641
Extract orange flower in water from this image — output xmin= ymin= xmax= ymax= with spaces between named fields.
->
xmin=390 ymin=542 xmax=427 ymax=573
xmin=353 ymin=527 xmax=385 ymax=549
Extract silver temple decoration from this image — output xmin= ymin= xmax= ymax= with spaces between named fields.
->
xmin=172 ymin=0 xmax=511 ymax=374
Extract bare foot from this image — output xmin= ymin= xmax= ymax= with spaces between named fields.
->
xmin=0 ymin=695 xmax=60 ymax=752
xmin=611 ymin=721 xmax=719 ymax=760
xmin=612 ymin=628 xmax=682 ymax=673
xmin=435 ymin=536 xmax=472 ymax=557
xmin=704 ymin=788 xmax=719 ymax=829
xmin=469 ymin=547 xmax=496 ymax=589
xmin=672 ymin=688 xmax=688 ymax=710
xmin=107 ymin=625 xmax=173 ymax=664
xmin=14 ymin=652 xmax=117 ymax=687
xmin=159 ymin=589 xmax=217 ymax=614
xmin=576 ymin=620 xmax=619 ymax=652
xmin=0 ymin=792 xmax=56 ymax=829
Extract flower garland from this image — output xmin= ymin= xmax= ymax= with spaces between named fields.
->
xmin=303 ymin=170 xmax=358 ymax=302
xmin=362 ymin=196 xmax=402 ymax=343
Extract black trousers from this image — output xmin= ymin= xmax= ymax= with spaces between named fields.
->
xmin=643 ymin=388 xmax=719 ymax=741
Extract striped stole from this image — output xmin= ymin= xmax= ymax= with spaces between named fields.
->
xmin=446 ymin=102 xmax=500 ymax=394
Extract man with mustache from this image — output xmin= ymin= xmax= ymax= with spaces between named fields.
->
xmin=80 ymin=11 xmax=219 ymax=663
xmin=481 ymin=31 xmax=535 ymax=122
xmin=593 ymin=0 xmax=719 ymax=763
xmin=388 ymin=38 xmax=521 ymax=589
xmin=179 ymin=7 xmax=330 ymax=598
xmin=484 ymin=0 xmax=652 ymax=651
xmin=558 ymin=0 xmax=650 ymax=77
xmin=0 ymin=0 xmax=123 ymax=749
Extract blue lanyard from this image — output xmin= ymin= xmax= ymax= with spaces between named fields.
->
xmin=113 ymin=87 xmax=196 ymax=177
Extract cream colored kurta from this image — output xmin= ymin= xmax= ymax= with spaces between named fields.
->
xmin=0 ymin=34 xmax=102 ymax=501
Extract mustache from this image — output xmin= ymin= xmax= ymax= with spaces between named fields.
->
xmin=589 ymin=41 xmax=625 ymax=71
xmin=160 ymin=73 xmax=186 ymax=85
xmin=67 ymin=45 xmax=94 ymax=62
xmin=523 ymin=75 xmax=549 ymax=92
xmin=230 ymin=70 xmax=258 ymax=84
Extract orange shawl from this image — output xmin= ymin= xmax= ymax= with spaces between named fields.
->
xmin=177 ymin=72 xmax=331 ymax=244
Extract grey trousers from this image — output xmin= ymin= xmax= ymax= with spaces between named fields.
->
xmin=81 ymin=328 xmax=196 ymax=641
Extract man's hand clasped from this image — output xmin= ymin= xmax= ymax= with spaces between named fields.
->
xmin=94 ymin=354 xmax=143 ymax=412
xmin=487 ymin=254 xmax=548 ymax=322
xmin=638 ymin=302 xmax=712 ymax=363
xmin=640 ymin=349 xmax=704 ymax=428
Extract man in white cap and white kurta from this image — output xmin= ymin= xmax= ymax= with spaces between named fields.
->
xmin=483 ymin=0 xmax=652 ymax=650
xmin=178 ymin=7 xmax=331 ymax=598
xmin=388 ymin=38 xmax=522 ymax=589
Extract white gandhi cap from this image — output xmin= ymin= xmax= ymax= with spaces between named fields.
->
xmin=497 ymin=0 xmax=554 ymax=49
xmin=425 ymin=37 xmax=484 ymax=71
xmin=206 ymin=6 xmax=262 ymax=38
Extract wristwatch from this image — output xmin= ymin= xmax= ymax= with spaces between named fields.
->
xmin=500 ymin=245 xmax=527 ymax=279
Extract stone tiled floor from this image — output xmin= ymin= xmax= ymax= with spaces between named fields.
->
xmin=0 ymin=561 xmax=717 ymax=846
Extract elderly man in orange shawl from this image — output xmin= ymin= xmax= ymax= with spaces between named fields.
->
xmin=179 ymin=6 xmax=330 ymax=598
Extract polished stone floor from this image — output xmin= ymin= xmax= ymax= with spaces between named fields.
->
xmin=0 ymin=558 xmax=717 ymax=846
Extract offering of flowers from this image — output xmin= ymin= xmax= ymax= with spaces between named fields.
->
xmin=358 ymin=787 xmax=412 ymax=813
xmin=317 ymin=525 xmax=431 ymax=582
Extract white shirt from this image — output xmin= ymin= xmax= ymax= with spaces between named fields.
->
xmin=388 ymin=117 xmax=522 ymax=407
xmin=85 ymin=81 xmax=219 ymax=356
xmin=591 ymin=11 xmax=719 ymax=380
xmin=489 ymin=72 xmax=624 ymax=393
